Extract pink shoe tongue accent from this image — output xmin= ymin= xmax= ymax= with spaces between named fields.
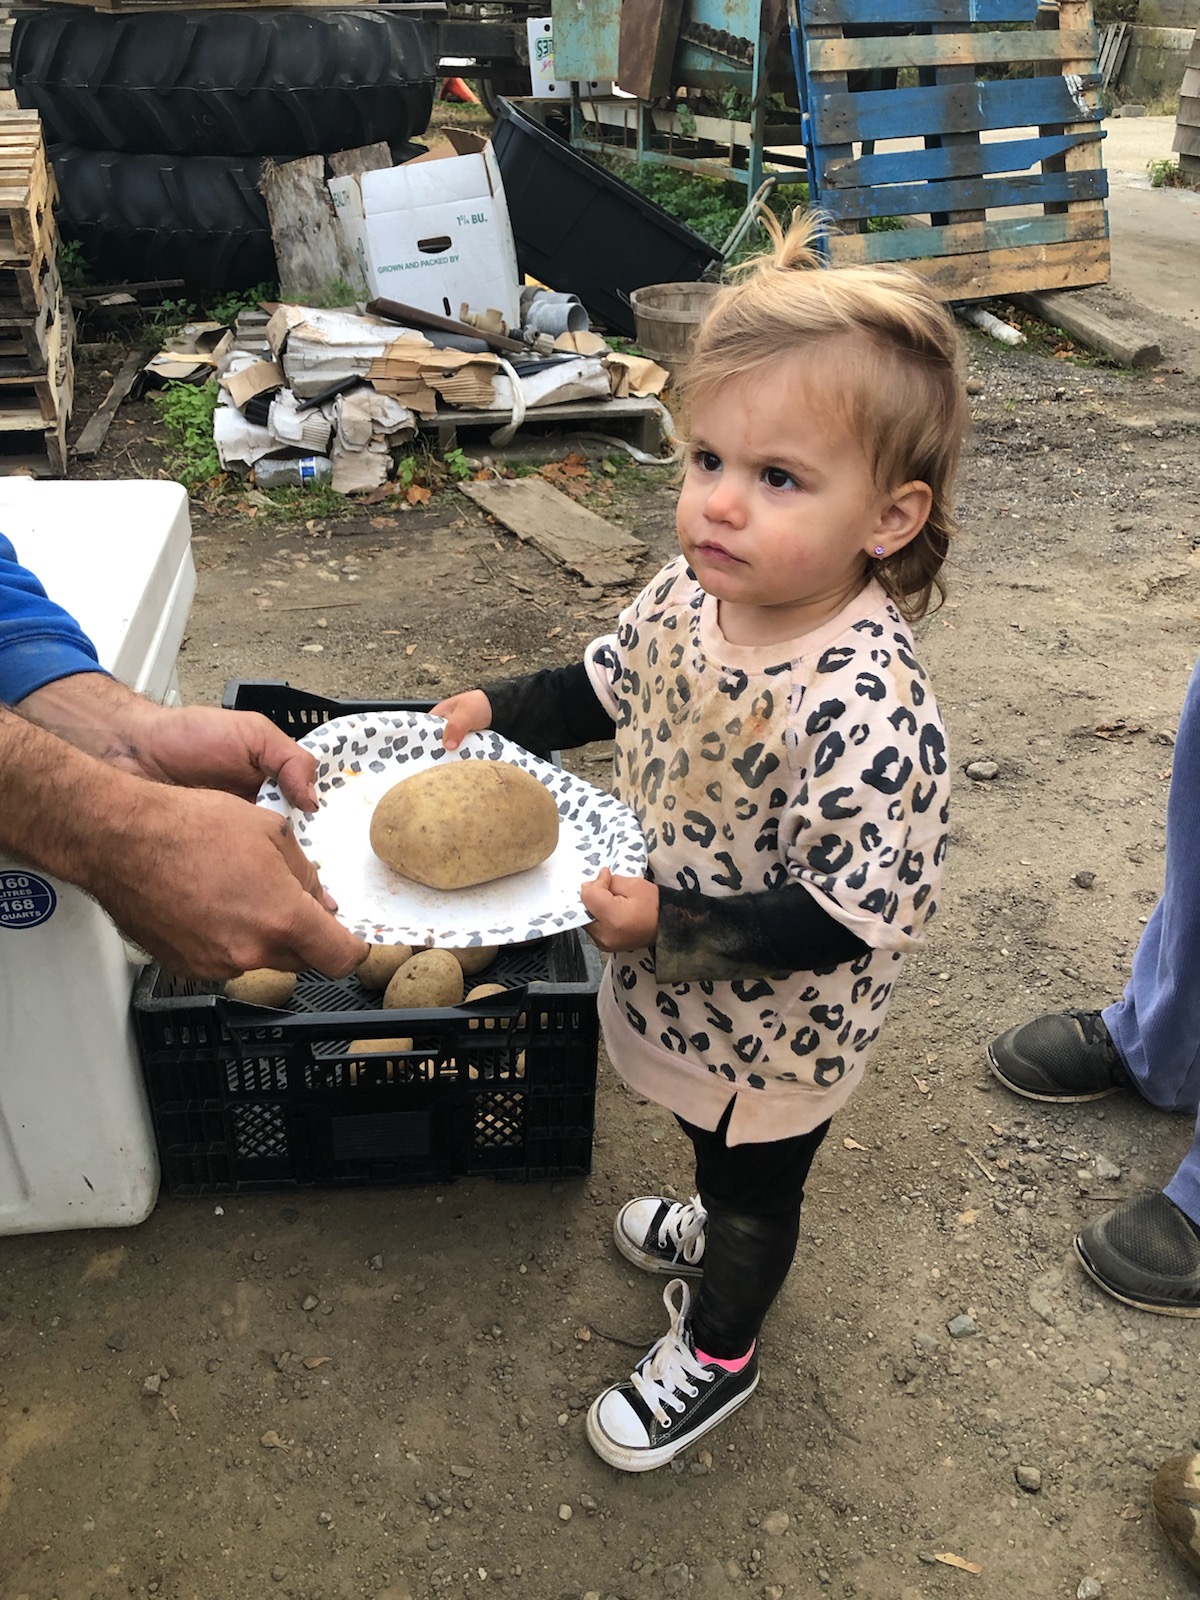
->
xmin=695 ymin=1341 xmax=754 ymax=1373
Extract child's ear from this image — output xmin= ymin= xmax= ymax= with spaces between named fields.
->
xmin=867 ymin=481 xmax=933 ymax=560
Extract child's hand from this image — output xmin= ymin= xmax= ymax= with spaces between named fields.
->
xmin=431 ymin=690 xmax=493 ymax=751
xmin=580 ymin=868 xmax=660 ymax=953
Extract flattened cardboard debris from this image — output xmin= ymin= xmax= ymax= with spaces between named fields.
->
xmin=460 ymin=477 xmax=646 ymax=587
xmin=213 ymin=395 xmax=277 ymax=471
xmin=494 ymin=355 xmax=611 ymax=412
xmin=269 ymin=388 xmax=335 ymax=454
xmin=367 ymin=336 xmax=499 ymax=412
xmin=221 ymin=359 xmax=285 ymax=412
xmin=605 ymin=351 xmax=669 ymax=398
xmin=553 ymin=330 xmax=609 ymax=357
xmin=268 ymin=305 xmax=431 ymax=397
xmin=139 ymin=350 xmax=217 ymax=390
xmin=330 ymin=388 xmax=415 ymax=494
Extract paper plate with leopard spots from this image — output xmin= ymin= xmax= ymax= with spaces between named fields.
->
xmin=257 ymin=710 xmax=646 ymax=947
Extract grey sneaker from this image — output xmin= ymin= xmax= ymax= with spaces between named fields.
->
xmin=1075 ymin=1191 xmax=1200 ymax=1317
xmin=614 ymin=1194 xmax=706 ymax=1277
xmin=987 ymin=1009 xmax=1131 ymax=1102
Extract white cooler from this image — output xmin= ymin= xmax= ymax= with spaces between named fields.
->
xmin=0 ymin=480 xmax=195 ymax=1233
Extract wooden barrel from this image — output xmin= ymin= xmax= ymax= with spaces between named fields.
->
xmin=630 ymin=280 xmax=721 ymax=375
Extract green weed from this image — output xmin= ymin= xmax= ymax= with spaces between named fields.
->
xmin=1148 ymin=157 xmax=1185 ymax=189
xmin=152 ymin=380 xmax=221 ymax=490
xmin=207 ymin=282 xmax=279 ymax=325
xmin=260 ymin=482 xmax=349 ymax=521
xmin=58 ymin=239 xmax=89 ymax=292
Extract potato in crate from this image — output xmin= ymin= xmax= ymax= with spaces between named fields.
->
xmin=132 ymin=683 xmax=604 ymax=1194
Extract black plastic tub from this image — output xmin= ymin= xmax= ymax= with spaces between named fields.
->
xmin=491 ymin=98 xmax=720 ymax=337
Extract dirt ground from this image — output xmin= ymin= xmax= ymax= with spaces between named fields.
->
xmin=4 ymin=303 xmax=1200 ymax=1600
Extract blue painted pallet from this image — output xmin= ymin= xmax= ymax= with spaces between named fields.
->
xmin=797 ymin=0 xmax=1111 ymax=298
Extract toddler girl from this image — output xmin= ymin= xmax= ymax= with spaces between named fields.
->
xmin=435 ymin=213 xmax=968 ymax=1471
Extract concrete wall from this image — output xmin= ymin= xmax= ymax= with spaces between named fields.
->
xmin=1137 ymin=0 xmax=1199 ymax=28
xmin=1118 ymin=24 xmax=1196 ymax=100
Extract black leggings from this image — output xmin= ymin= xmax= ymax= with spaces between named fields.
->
xmin=678 ymin=1101 xmax=831 ymax=1359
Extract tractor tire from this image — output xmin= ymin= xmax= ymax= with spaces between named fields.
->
xmin=50 ymin=146 xmax=276 ymax=292
xmin=15 ymin=9 xmax=436 ymax=159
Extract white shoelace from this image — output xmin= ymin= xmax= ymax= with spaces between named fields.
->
xmin=658 ymin=1196 xmax=707 ymax=1267
xmin=630 ymin=1280 xmax=713 ymax=1426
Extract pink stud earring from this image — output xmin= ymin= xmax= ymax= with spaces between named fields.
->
xmin=873 ymin=545 xmax=885 ymax=557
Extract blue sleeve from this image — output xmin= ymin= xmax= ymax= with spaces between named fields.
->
xmin=0 ymin=531 xmax=106 ymax=704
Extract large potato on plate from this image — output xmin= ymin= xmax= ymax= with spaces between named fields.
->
xmin=369 ymin=760 xmax=559 ymax=890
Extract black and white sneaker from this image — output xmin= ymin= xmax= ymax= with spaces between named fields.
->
xmin=586 ymin=1279 xmax=759 ymax=1472
xmin=614 ymin=1194 xmax=707 ymax=1278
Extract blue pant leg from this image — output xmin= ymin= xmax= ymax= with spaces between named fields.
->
xmin=1103 ymin=657 xmax=1200 ymax=1225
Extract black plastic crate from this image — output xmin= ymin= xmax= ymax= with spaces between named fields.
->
xmin=133 ymin=682 xmax=603 ymax=1195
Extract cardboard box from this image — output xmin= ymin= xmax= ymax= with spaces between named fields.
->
xmin=329 ymin=131 xmax=521 ymax=332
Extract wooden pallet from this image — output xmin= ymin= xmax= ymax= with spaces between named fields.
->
xmin=0 ymin=121 xmax=57 ymax=266
xmin=30 ymin=0 xmax=375 ymax=9
xmin=1173 ymin=30 xmax=1200 ymax=180
xmin=0 ymin=260 xmax=65 ymax=375
xmin=799 ymin=0 xmax=1110 ymax=301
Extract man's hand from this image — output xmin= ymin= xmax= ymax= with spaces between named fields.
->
xmin=126 ymin=704 xmax=323 ymax=811
xmin=91 ymin=782 xmax=369 ymax=979
xmin=580 ymin=868 xmax=659 ymax=953
xmin=431 ymin=689 xmax=493 ymax=752
xmin=19 ymin=674 xmax=322 ymax=810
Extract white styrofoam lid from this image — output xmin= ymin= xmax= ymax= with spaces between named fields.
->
xmin=0 ymin=480 xmax=195 ymax=690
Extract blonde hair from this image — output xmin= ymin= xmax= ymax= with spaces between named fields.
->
xmin=681 ymin=211 xmax=969 ymax=623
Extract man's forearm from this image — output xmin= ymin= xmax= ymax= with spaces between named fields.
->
xmin=0 ymin=703 xmax=154 ymax=890
xmin=16 ymin=670 xmax=157 ymax=771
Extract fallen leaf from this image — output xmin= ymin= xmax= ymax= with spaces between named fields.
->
xmin=934 ymin=1552 xmax=982 ymax=1574
xmin=995 ymin=1157 xmax=1011 ymax=1172
xmin=405 ymin=484 xmax=432 ymax=506
xmin=843 ymin=1136 xmax=869 ymax=1151
xmin=165 ymin=1402 xmax=182 ymax=1424
xmin=302 ymin=1355 xmax=332 ymax=1370
xmin=369 ymin=516 xmax=393 ymax=529
xmin=912 ymin=1076 xmax=930 ymax=1094
xmin=405 ymin=643 xmax=417 ymax=656
xmin=260 ymin=1430 xmax=291 ymax=1451
xmin=573 ymin=1326 xmax=591 ymax=1342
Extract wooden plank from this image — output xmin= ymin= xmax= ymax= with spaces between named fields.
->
xmin=1180 ymin=66 xmax=1200 ymax=99
xmin=850 ymin=238 xmax=1112 ymax=300
xmin=821 ymin=164 xmax=1107 ymax=220
xmin=808 ymin=28 xmax=1095 ymax=73
xmin=815 ymin=75 xmax=1102 ymax=143
xmin=829 ymin=208 xmax=1108 ymax=263
xmin=803 ymin=0 xmax=1041 ymax=22
xmin=1172 ymin=121 xmax=1200 ymax=158
xmin=326 ymin=143 xmax=393 ymax=180
xmin=1010 ymin=288 xmax=1160 ymax=366
xmin=72 ymin=349 xmax=145 ymax=462
xmin=617 ymin=0 xmax=684 ymax=99
xmin=459 ymin=478 xmax=647 ymax=589
xmin=1042 ymin=0 xmax=1106 ymax=246
xmin=260 ymin=154 xmax=362 ymax=302
xmin=823 ymin=129 xmax=1103 ymax=187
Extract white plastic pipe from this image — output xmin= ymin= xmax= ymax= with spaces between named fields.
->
xmin=960 ymin=306 xmax=1026 ymax=346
